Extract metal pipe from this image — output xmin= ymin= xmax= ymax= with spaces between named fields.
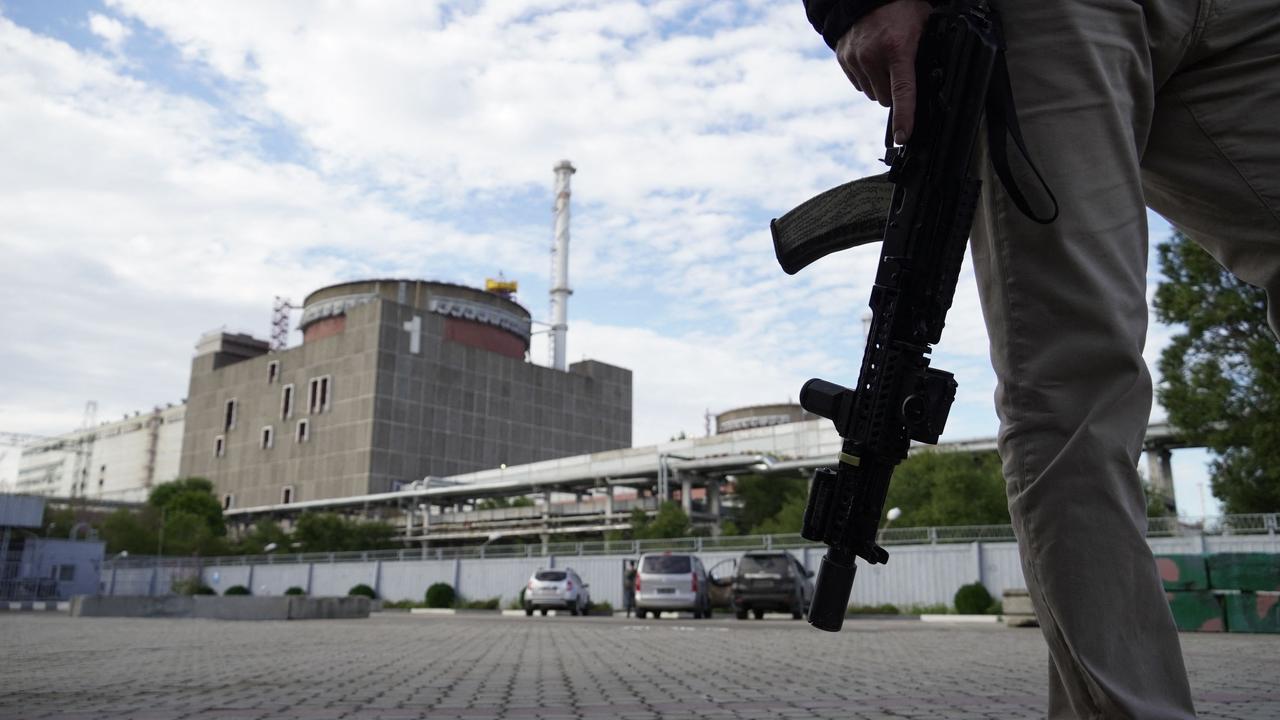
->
xmin=549 ymin=160 xmax=575 ymax=371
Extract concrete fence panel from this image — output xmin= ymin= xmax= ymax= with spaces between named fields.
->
xmin=206 ymin=566 xmax=252 ymax=594
xmin=978 ymin=542 xmax=1027 ymax=600
xmin=309 ymin=561 xmax=380 ymax=597
xmin=848 ymin=544 xmax=974 ymax=607
xmin=457 ymin=557 xmax=540 ymax=604
xmin=378 ymin=560 xmax=455 ymax=602
xmin=249 ymin=564 xmax=312 ymax=596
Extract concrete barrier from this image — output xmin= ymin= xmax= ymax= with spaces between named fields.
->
xmin=73 ymin=595 xmax=195 ymax=618
xmin=71 ymin=595 xmax=369 ymax=620
xmin=288 ymin=596 xmax=369 ymax=619
xmin=194 ymin=596 xmax=291 ymax=620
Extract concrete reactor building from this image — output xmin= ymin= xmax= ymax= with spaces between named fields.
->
xmin=179 ymin=278 xmax=633 ymax=511
xmin=714 ymin=403 xmax=813 ymax=434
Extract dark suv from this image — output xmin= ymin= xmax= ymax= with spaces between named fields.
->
xmin=732 ymin=552 xmax=814 ymax=620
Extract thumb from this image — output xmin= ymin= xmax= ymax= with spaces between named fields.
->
xmin=888 ymin=54 xmax=916 ymax=145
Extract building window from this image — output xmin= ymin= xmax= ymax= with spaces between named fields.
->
xmin=224 ymin=399 xmax=238 ymax=431
xmin=261 ymin=425 xmax=274 ymax=449
xmin=281 ymin=486 xmax=294 ymax=504
xmin=307 ymin=375 xmax=331 ymax=414
xmin=52 ymin=564 xmax=76 ymax=582
xmin=214 ymin=435 xmax=226 ymax=457
xmin=296 ymin=419 xmax=310 ymax=443
xmin=281 ymin=384 xmax=294 ymax=419
xmin=223 ymin=494 xmax=235 ymax=510
xmin=267 ymin=360 xmax=280 ymax=384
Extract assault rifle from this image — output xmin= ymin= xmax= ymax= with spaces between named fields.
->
xmin=771 ymin=0 xmax=1043 ymax=632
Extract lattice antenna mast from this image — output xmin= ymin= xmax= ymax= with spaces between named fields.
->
xmin=548 ymin=160 xmax=575 ymax=371
xmin=70 ymin=400 xmax=97 ymax=496
xmin=272 ymin=296 xmax=295 ymax=351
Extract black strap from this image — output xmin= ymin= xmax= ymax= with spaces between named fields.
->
xmin=984 ymin=51 xmax=1058 ymax=224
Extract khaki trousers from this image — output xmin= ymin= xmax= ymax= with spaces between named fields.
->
xmin=970 ymin=0 xmax=1280 ymax=717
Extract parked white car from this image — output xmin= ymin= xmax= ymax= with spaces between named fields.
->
xmin=524 ymin=567 xmax=590 ymax=616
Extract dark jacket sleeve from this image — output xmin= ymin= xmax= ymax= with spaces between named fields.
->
xmin=803 ymin=0 xmax=891 ymax=49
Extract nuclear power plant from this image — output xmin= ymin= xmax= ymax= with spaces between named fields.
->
xmin=171 ymin=160 xmax=633 ymax=511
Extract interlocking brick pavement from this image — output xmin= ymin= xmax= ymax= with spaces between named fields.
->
xmin=0 ymin=613 xmax=1276 ymax=719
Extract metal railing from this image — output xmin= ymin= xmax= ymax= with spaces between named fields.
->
xmin=431 ymin=497 xmax=661 ymax=526
xmin=103 ymin=513 xmax=1278 ymax=569
xmin=1 ymin=561 xmax=61 ymax=601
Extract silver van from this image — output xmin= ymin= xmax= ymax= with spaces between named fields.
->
xmin=634 ymin=553 xmax=710 ymax=619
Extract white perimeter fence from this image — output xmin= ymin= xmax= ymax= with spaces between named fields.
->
xmin=101 ymin=515 xmax=1279 ymax=609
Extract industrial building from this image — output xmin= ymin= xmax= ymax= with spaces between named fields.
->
xmin=14 ymin=405 xmax=185 ymax=503
xmin=180 ymin=278 xmax=632 ymax=510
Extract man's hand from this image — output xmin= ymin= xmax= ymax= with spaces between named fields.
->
xmin=835 ymin=0 xmax=931 ymax=145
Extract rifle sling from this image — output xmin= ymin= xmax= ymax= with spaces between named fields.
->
xmin=984 ymin=51 xmax=1059 ymax=224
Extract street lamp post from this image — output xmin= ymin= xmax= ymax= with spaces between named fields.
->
xmin=879 ymin=507 xmax=903 ymax=543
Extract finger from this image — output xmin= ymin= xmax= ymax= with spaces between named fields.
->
xmin=839 ymin=62 xmax=864 ymax=94
xmin=867 ymin=64 xmax=893 ymax=109
xmin=849 ymin=66 xmax=875 ymax=102
xmin=887 ymin=52 xmax=916 ymax=144
xmin=840 ymin=58 xmax=875 ymax=101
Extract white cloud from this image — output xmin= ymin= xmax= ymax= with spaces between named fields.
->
xmin=88 ymin=12 xmax=131 ymax=52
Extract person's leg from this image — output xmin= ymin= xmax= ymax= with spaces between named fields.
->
xmin=1142 ymin=0 xmax=1280 ymax=336
xmin=971 ymin=1 xmax=1198 ymax=717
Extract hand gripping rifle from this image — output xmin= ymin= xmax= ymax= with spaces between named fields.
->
xmin=771 ymin=0 xmax=1054 ymax=632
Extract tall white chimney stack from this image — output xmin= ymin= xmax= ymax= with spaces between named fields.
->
xmin=549 ymin=160 xmax=575 ymax=371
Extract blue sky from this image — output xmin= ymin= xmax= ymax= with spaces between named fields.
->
xmin=0 ymin=0 xmax=1221 ymax=516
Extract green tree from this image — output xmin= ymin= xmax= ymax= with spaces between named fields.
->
xmin=293 ymin=512 xmax=398 ymax=552
xmin=235 ymin=518 xmax=292 ymax=555
xmin=754 ymin=493 xmax=807 ymax=535
xmin=728 ymin=474 xmax=808 ymax=535
xmin=1154 ymin=231 xmax=1280 ymax=514
xmin=629 ymin=502 xmax=692 ymax=539
xmin=99 ymin=506 xmax=159 ymax=554
xmin=294 ymin=513 xmax=350 ymax=551
xmin=149 ymin=478 xmax=226 ymax=539
xmin=882 ymin=451 xmax=1009 ymax=527
xmin=348 ymin=520 xmax=397 ymax=551
xmin=38 ymin=505 xmax=80 ymax=538
xmin=146 ymin=477 xmax=226 ymax=556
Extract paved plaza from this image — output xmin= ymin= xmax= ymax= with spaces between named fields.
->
xmin=1 ymin=612 xmax=1277 ymax=719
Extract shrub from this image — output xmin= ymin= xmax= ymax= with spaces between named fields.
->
xmin=590 ymin=600 xmax=614 ymax=616
xmin=847 ymin=603 xmax=900 ymax=615
xmin=284 ymin=586 xmax=306 ymax=596
xmin=986 ymin=600 xmax=1004 ymax=615
xmin=381 ymin=599 xmax=421 ymax=609
xmin=348 ymin=583 xmax=377 ymax=599
xmin=224 ymin=585 xmax=251 ymax=596
xmin=954 ymin=582 xmax=995 ymax=615
xmin=173 ymin=577 xmax=216 ymax=596
xmin=455 ymin=597 xmax=500 ymax=610
xmin=425 ymin=583 xmax=456 ymax=608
